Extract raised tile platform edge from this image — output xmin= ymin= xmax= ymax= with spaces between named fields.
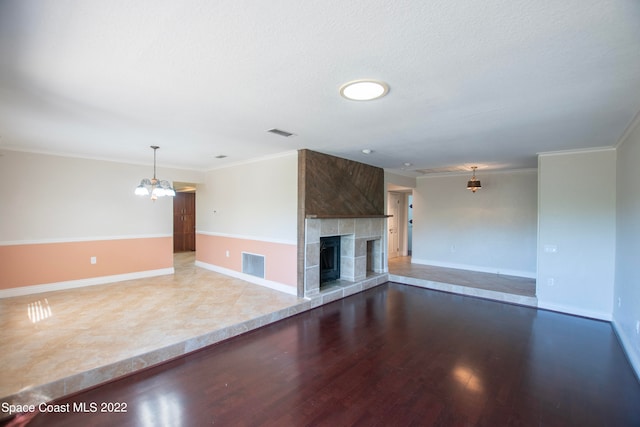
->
xmin=388 ymin=274 xmax=539 ymax=308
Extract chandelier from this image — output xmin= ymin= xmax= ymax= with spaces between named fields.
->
xmin=135 ymin=146 xmax=176 ymax=200
xmin=466 ymin=166 xmax=482 ymax=193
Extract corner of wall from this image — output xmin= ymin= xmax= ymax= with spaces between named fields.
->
xmin=612 ymin=107 xmax=640 ymax=383
xmin=612 ymin=319 xmax=640 ymax=382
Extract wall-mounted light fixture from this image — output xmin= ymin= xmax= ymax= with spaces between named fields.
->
xmin=135 ymin=146 xmax=175 ymax=201
xmin=466 ymin=166 xmax=482 ymax=193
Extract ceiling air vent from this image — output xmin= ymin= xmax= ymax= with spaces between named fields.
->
xmin=267 ymin=128 xmax=295 ymax=137
xmin=415 ymin=166 xmax=470 ymax=175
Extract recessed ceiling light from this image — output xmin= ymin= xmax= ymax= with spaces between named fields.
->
xmin=340 ymin=80 xmax=389 ymax=101
xmin=362 ymin=148 xmax=373 ymax=154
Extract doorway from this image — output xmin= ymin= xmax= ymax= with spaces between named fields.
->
xmin=173 ymin=183 xmax=197 ymax=252
xmin=408 ymin=194 xmax=413 ymax=256
xmin=387 ymin=192 xmax=402 ymax=259
xmin=387 ymin=187 xmax=413 ymax=261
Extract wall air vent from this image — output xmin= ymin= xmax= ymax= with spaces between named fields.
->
xmin=267 ymin=128 xmax=295 ymax=137
xmin=242 ymin=252 xmax=265 ymax=279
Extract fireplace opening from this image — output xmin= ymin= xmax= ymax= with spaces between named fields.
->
xmin=320 ymin=236 xmax=341 ymax=284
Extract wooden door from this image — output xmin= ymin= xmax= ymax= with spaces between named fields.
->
xmin=173 ymin=192 xmax=196 ymax=252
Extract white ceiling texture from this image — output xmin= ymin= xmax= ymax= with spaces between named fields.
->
xmin=1 ymin=1 xmax=639 ymax=176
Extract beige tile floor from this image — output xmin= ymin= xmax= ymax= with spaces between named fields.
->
xmin=1 ymin=252 xmax=535 ymax=417
xmin=0 ymin=252 xmax=307 ymax=412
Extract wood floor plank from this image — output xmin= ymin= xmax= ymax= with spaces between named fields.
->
xmin=3 ymin=283 xmax=639 ymax=426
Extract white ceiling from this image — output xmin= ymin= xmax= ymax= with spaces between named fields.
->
xmin=1 ymin=1 xmax=639 ymax=176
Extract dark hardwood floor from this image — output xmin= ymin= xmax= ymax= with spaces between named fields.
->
xmin=5 ymin=283 xmax=640 ymax=426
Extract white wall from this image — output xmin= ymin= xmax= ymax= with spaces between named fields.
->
xmin=411 ymin=169 xmax=537 ymax=277
xmin=614 ymin=117 xmax=640 ymax=379
xmin=196 ymin=152 xmax=298 ymax=242
xmin=385 ymin=172 xmax=417 ymax=190
xmin=0 ymin=150 xmax=201 ymax=242
xmin=537 ymin=149 xmax=616 ymax=320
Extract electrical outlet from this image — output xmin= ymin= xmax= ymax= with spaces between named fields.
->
xmin=618 ymin=297 xmax=621 ymax=308
xmin=90 ymin=256 xmax=97 ymax=265
xmin=450 ymin=245 xmax=456 ymax=253
xmin=547 ymin=278 xmax=555 ymax=286
xmin=226 ymin=250 xmax=230 ymax=258
xmin=636 ymin=320 xmax=640 ymax=335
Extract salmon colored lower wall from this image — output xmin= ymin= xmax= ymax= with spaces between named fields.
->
xmin=0 ymin=237 xmax=173 ymax=290
xmin=196 ymin=233 xmax=297 ymax=288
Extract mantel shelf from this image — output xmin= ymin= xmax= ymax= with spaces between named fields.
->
xmin=305 ymin=214 xmax=392 ymax=219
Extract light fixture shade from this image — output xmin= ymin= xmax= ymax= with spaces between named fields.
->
xmin=467 ymin=180 xmax=482 ymax=192
xmin=135 ymin=184 xmax=149 ymax=196
xmin=340 ymin=79 xmax=389 ymax=101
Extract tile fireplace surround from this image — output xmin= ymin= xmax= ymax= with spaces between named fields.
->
xmin=304 ymin=217 xmax=386 ymax=297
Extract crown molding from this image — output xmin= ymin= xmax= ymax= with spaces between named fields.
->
xmin=537 ymin=146 xmax=616 ymax=158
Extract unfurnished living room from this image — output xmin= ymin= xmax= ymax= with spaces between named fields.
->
xmin=1 ymin=1 xmax=640 ymax=426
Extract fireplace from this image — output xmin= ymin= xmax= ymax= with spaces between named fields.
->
xmin=320 ymin=236 xmax=341 ymax=284
xmin=304 ymin=217 xmax=386 ymax=297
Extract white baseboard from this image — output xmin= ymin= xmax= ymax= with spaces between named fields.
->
xmin=537 ymin=300 xmax=612 ymax=321
xmin=410 ymin=258 xmax=536 ymax=279
xmin=0 ymin=268 xmax=175 ymax=299
xmin=612 ymin=319 xmax=640 ymax=382
xmin=195 ymin=261 xmax=297 ymax=296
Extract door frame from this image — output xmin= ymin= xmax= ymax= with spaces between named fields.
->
xmin=387 ymin=189 xmax=413 ymax=260
xmin=172 ymin=182 xmax=197 ymax=253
